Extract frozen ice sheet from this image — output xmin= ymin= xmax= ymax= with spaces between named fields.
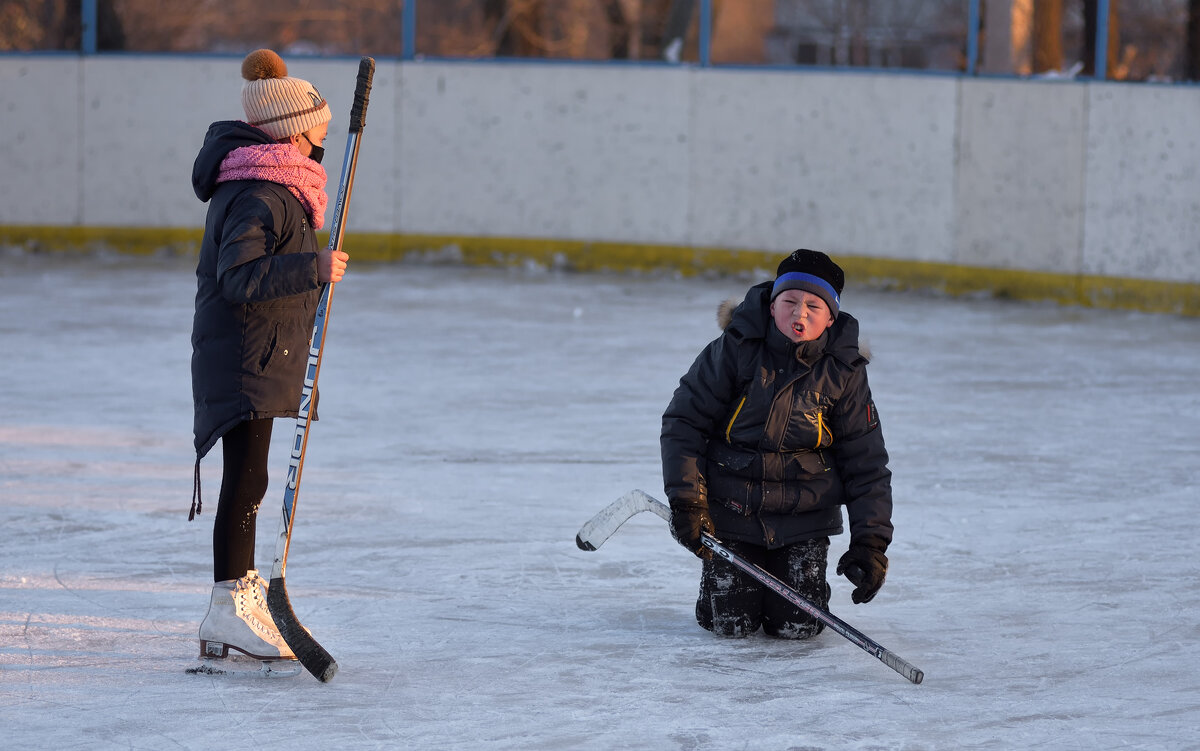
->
xmin=2 ymin=251 xmax=1199 ymax=750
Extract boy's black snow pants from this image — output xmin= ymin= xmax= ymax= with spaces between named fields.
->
xmin=695 ymin=537 xmax=830 ymax=639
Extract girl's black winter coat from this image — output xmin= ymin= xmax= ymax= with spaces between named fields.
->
xmin=661 ymin=281 xmax=893 ymax=549
xmin=190 ymin=121 xmax=322 ymax=458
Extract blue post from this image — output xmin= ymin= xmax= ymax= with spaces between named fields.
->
xmin=1094 ymin=0 xmax=1110 ymax=79
xmin=699 ymin=0 xmax=712 ymax=66
xmin=402 ymin=0 xmax=417 ymax=61
xmin=81 ymin=0 xmax=97 ymax=54
xmin=966 ymin=0 xmax=980 ymax=75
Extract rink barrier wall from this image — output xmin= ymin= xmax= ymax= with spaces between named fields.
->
xmin=1 ymin=56 xmax=1197 ymax=315
xmin=4 ymin=225 xmax=1196 ymax=316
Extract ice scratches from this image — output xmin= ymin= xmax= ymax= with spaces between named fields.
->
xmin=0 ymin=425 xmax=157 ymax=448
xmin=674 ymin=654 xmax=762 ymax=677
xmin=0 ymin=611 xmax=191 ymax=633
xmin=668 ymin=730 xmax=714 ymax=751
xmin=614 ymin=605 xmax=680 ymax=631
xmin=439 ymin=450 xmax=635 ymax=465
xmin=591 ymin=560 xmax=657 ymax=581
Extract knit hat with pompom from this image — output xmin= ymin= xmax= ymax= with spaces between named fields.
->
xmin=240 ymin=49 xmax=332 ymax=140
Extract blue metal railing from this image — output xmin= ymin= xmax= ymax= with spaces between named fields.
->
xmin=73 ymin=0 xmax=1116 ymax=78
xmin=402 ymin=0 xmax=416 ymax=62
xmin=1095 ymin=0 xmax=1111 ymax=79
xmin=82 ymin=0 xmax=97 ymax=55
xmin=698 ymin=0 xmax=711 ymax=67
xmin=967 ymin=0 xmax=980 ymax=76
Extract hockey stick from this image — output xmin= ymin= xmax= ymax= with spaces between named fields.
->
xmin=266 ymin=56 xmax=375 ymax=683
xmin=576 ymin=489 xmax=925 ymax=685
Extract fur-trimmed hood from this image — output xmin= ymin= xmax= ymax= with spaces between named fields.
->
xmin=717 ymin=296 xmax=740 ymax=331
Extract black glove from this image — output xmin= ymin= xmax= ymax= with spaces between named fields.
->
xmin=836 ymin=537 xmax=888 ymax=604
xmin=669 ymin=497 xmax=714 ymax=560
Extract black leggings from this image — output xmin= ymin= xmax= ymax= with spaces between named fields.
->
xmin=212 ymin=419 xmax=273 ymax=583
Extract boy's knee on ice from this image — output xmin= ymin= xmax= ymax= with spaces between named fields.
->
xmin=762 ymin=579 xmax=830 ymax=640
xmin=696 ymin=560 xmax=762 ymax=637
xmin=694 ymin=538 xmax=830 ymax=640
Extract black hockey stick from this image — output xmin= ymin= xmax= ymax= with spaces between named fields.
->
xmin=576 ymin=490 xmax=925 ymax=685
xmin=266 ymin=56 xmax=375 ymax=683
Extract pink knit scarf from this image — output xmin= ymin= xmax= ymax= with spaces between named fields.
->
xmin=217 ymin=143 xmax=329 ymax=229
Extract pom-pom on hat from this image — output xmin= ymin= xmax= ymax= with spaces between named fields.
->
xmin=240 ymin=49 xmax=332 ymax=141
xmin=770 ymin=249 xmax=845 ymax=318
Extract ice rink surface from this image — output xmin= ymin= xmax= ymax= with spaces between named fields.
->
xmin=2 ymin=250 xmax=1198 ymax=750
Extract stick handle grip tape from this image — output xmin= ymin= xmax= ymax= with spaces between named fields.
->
xmin=349 ymin=57 xmax=375 ymax=132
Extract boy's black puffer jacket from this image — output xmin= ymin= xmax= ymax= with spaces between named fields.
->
xmin=661 ymin=281 xmax=893 ymax=549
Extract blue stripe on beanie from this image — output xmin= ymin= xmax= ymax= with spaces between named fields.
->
xmin=771 ymin=272 xmax=841 ymax=307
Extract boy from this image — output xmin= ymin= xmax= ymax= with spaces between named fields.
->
xmin=661 ymin=249 xmax=893 ymax=638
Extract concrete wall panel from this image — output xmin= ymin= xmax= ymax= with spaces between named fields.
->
xmin=80 ymin=57 xmax=235 ymax=227
xmin=1084 ymin=84 xmax=1200 ymax=283
xmin=688 ymin=70 xmax=958 ymax=262
xmin=954 ymin=80 xmax=1088 ymax=274
xmin=397 ymin=63 xmax=691 ymax=243
xmin=1 ymin=59 xmax=82 ymax=224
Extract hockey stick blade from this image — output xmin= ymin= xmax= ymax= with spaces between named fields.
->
xmin=268 ymin=577 xmax=337 ymax=682
xmin=576 ymin=489 xmax=669 ymax=551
